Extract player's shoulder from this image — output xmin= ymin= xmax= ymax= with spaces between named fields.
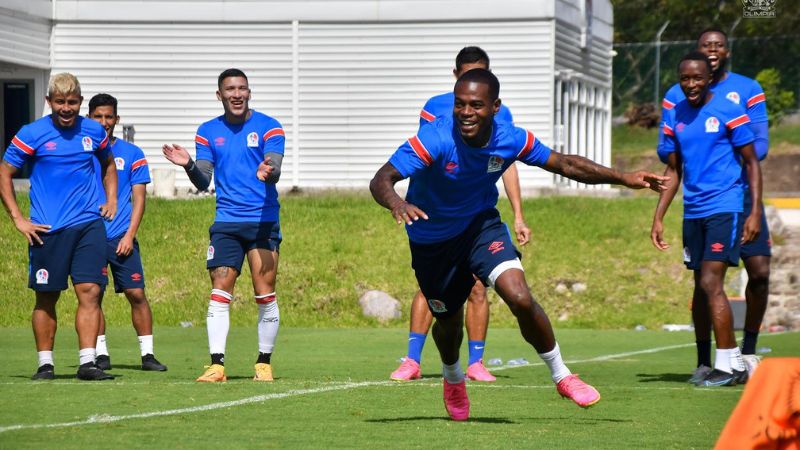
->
xmin=78 ymin=116 xmax=105 ymax=135
xmin=426 ymin=92 xmax=453 ymax=106
xmin=726 ymin=71 xmax=756 ymax=85
xmin=249 ymin=110 xmax=283 ymax=129
xmin=710 ymin=93 xmax=747 ymax=118
xmin=198 ymin=115 xmax=225 ymax=133
xmin=111 ymin=139 xmax=144 ymax=158
xmin=662 ymin=84 xmax=684 ymax=109
xmin=417 ymin=115 xmax=455 ymax=149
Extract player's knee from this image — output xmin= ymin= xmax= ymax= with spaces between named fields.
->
xmin=747 ymin=266 xmax=770 ymax=287
xmin=502 ymin=289 xmax=534 ymax=315
xmin=467 ymin=285 xmax=488 ymax=305
xmin=697 ymin=273 xmax=723 ymax=297
xmin=124 ymin=289 xmax=148 ymax=306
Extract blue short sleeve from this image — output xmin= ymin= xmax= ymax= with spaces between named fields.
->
xmin=195 ymin=123 xmax=214 ymax=163
xmin=514 ymin=128 xmax=551 ymax=167
xmin=262 ymin=122 xmax=285 ymax=156
xmin=130 ymin=145 xmax=151 ymax=185
xmin=3 ymin=125 xmax=36 ymax=169
xmin=389 ymin=123 xmax=441 ymax=178
xmin=745 ymin=81 xmax=768 ymax=124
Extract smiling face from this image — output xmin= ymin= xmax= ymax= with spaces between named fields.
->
xmin=216 ymin=76 xmax=251 ymax=123
xmin=89 ymin=105 xmax=119 ymax=138
xmin=679 ymin=59 xmax=712 ymax=107
xmin=46 ymin=92 xmax=83 ymax=129
xmin=697 ymin=31 xmax=729 ymax=76
xmin=453 ymin=80 xmax=500 ymax=147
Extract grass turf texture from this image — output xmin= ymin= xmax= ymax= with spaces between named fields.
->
xmin=1 ymin=327 xmax=797 ymax=449
xmin=0 ymin=192 xmax=701 ymax=329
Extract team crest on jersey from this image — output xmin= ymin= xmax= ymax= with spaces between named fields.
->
xmin=247 ymin=132 xmax=259 ymax=148
xmin=726 ymin=92 xmax=741 ymax=104
xmin=207 ymin=245 xmax=215 ymax=261
xmin=36 ymin=269 xmax=49 ymax=285
xmin=115 ymin=157 xmax=125 ymax=170
xmin=705 ymin=117 xmax=720 ymax=133
xmin=428 ymin=299 xmax=447 ymax=314
xmin=487 ymin=155 xmax=504 ymax=173
xmin=82 ymin=136 xmax=93 ymax=151
xmin=683 ymin=247 xmax=691 ymax=263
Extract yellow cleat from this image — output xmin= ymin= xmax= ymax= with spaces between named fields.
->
xmin=196 ymin=364 xmax=227 ymax=382
xmin=253 ymin=363 xmax=274 ymax=381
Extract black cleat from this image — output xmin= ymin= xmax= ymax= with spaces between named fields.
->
xmin=141 ymin=354 xmax=167 ymax=371
xmin=697 ymin=368 xmax=743 ymax=387
xmin=95 ymin=354 xmax=112 ymax=371
xmin=32 ymin=364 xmax=55 ymax=380
xmin=76 ymin=363 xmax=115 ymax=381
xmin=734 ymin=368 xmax=749 ymax=385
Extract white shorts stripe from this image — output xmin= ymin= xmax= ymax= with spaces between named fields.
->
xmin=488 ymin=258 xmax=524 ymax=287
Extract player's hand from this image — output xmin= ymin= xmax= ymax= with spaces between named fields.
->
xmin=13 ymin=217 xmax=50 ymax=246
xmin=651 ymin=219 xmax=669 ymax=251
xmin=116 ymin=235 xmax=134 ymax=256
xmin=99 ymin=200 xmax=117 ymax=221
xmin=514 ymin=218 xmax=531 ymax=246
xmin=622 ymin=171 xmax=670 ymax=192
xmin=742 ymin=213 xmax=761 ymax=244
xmin=162 ymin=144 xmax=191 ymax=167
xmin=391 ymin=201 xmax=428 ymax=225
xmin=256 ymin=156 xmax=273 ymax=182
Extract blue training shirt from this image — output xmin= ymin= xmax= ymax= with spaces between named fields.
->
xmin=661 ymin=94 xmax=755 ymax=219
xmin=195 ymin=110 xmax=285 ymax=223
xmin=389 ymin=115 xmax=551 ymax=244
xmin=104 ymin=139 xmax=151 ymax=240
xmin=3 ymin=115 xmax=109 ymax=232
xmin=419 ymin=92 xmax=514 ymax=128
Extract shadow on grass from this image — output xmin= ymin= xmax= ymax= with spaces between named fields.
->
xmin=366 ymin=416 xmax=516 ymax=424
xmin=636 ymin=373 xmax=690 ymax=383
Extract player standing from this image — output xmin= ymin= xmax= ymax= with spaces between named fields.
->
xmin=88 ymin=93 xmax=167 ymax=372
xmin=0 ymin=73 xmax=118 ymax=381
xmin=163 ymin=68 xmax=283 ymax=382
xmin=391 ymin=46 xmax=531 ymax=383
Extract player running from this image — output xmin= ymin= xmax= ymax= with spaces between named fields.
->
xmin=163 ymin=68 xmax=283 ymax=382
xmin=652 ymin=52 xmax=762 ymax=387
xmin=0 ymin=73 xmax=118 ymax=381
xmin=88 ymin=93 xmax=167 ymax=372
xmin=371 ymin=68 xmax=668 ymax=420
xmin=661 ymin=28 xmax=771 ymax=382
xmin=391 ymin=46 xmax=531 ymax=383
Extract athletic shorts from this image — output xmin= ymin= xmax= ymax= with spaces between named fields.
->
xmin=740 ymin=197 xmax=771 ymax=259
xmin=28 ymin=218 xmax=107 ymax=291
xmin=207 ymin=221 xmax=282 ymax=273
xmin=409 ymin=209 xmax=521 ymax=319
xmin=103 ymin=236 xmax=145 ymax=293
xmin=682 ymin=212 xmax=743 ymax=271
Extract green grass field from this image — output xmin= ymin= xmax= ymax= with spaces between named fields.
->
xmin=1 ymin=326 xmax=797 ymax=449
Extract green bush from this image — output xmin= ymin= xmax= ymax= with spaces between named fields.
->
xmin=755 ymin=68 xmax=796 ymax=126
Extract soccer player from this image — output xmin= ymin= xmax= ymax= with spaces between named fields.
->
xmin=162 ymin=68 xmax=283 ymax=382
xmin=88 ymin=93 xmax=167 ymax=372
xmin=371 ymin=68 xmax=668 ymax=420
xmin=652 ymin=52 xmax=762 ymax=387
xmin=391 ymin=46 xmax=531 ymax=383
xmin=661 ymin=28 xmax=771 ymax=381
xmin=0 ymin=73 xmax=118 ymax=381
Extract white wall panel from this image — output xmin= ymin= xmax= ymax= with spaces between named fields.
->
xmin=0 ymin=6 xmax=52 ymax=69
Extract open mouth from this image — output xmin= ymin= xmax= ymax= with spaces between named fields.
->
xmin=459 ymin=119 xmax=478 ymax=133
xmin=707 ymin=55 xmax=719 ymax=69
xmin=686 ymin=90 xmax=702 ymax=103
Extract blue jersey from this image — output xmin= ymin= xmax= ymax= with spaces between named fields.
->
xmin=419 ymin=92 xmax=514 ymax=129
xmin=3 ymin=116 xmax=109 ymax=232
xmin=104 ymin=139 xmax=150 ymax=240
xmin=389 ymin=116 xmax=551 ymax=244
xmin=195 ymin=110 xmax=285 ymax=223
xmin=661 ymin=94 xmax=754 ymax=219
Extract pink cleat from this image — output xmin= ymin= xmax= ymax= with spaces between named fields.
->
xmin=466 ymin=360 xmax=496 ymax=382
xmin=443 ymin=379 xmax=470 ymax=421
xmin=556 ymin=374 xmax=601 ymax=408
xmin=390 ymin=357 xmax=421 ymax=381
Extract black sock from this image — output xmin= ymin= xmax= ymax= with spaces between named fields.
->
xmin=696 ymin=340 xmax=712 ymax=367
xmin=257 ymin=352 xmax=271 ymax=364
xmin=211 ymin=353 xmax=225 ymax=366
xmin=742 ymin=330 xmax=759 ymax=355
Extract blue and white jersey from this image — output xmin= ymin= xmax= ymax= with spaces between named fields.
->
xmin=660 ymin=94 xmax=755 ymax=219
xmin=195 ymin=110 xmax=285 ymax=223
xmin=104 ymin=139 xmax=150 ymax=240
xmin=419 ymin=92 xmax=514 ymax=129
xmin=389 ymin=115 xmax=551 ymax=244
xmin=3 ymin=115 xmax=109 ymax=232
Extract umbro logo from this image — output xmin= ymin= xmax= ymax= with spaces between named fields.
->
xmin=488 ymin=241 xmax=505 ymax=255
xmin=710 ymin=243 xmax=724 ymax=253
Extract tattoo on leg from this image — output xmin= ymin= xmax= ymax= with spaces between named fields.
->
xmin=211 ymin=267 xmax=230 ymax=279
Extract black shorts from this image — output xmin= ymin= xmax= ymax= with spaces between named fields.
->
xmin=207 ymin=221 xmax=281 ymax=273
xmin=682 ymin=212 xmax=743 ymax=271
xmin=103 ymin=236 xmax=145 ymax=293
xmin=28 ymin=219 xmax=107 ymax=291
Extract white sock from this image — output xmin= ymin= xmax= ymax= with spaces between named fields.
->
xmin=138 ymin=335 xmax=154 ymax=357
xmin=442 ymin=360 xmax=465 ymax=383
xmin=256 ymin=293 xmax=279 ymax=354
xmin=538 ymin=342 xmax=572 ymax=383
xmin=79 ymin=348 xmax=96 ymax=366
xmin=729 ymin=347 xmax=745 ymax=372
xmin=714 ymin=348 xmax=733 ymax=374
xmin=38 ymin=351 xmax=54 ymax=367
xmin=96 ymin=335 xmax=109 ymax=356
xmin=207 ymin=289 xmax=232 ymax=355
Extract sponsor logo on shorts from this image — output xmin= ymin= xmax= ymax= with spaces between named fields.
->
xmin=247 ymin=132 xmax=259 ymax=148
xmin=488 ymin=241 xmax=505 ymax=255
xmin=726 ymin=92 xmax=740 ymax=104
xmin=82 ymin=136 xmax=93 ymax=151
xmin=207 ymin=245 xmax=215 ymax=261
xmin=101 ymin=267 xmax=108 ymax=276
xmin=36 ymin=269 xmax=49 ymax=285
xmin=683 ymin=247 xmax=691 ymax=263
xmin=767 ymin=239 xmax=772 ymax=247
xmin=428 ymin=299 xmax=447 ymax=313
xmin=487 ymin=155 xmax=504 ymax=173
xmin=214 ymin=137 xmax=225 ymax=146
xmin=115 ymin=157 xmax=125 ymax=171
xmin=710 ymin=242 xmax=725 ymax=253
xmin=445 ymin=161 xmax=458 ymax=174
xmin=45 ymin=141 xmax=57 ymax=151
xmin=131 ymin=273 xmax=142 ymax=281
xmin=705 ymin=117 xmax=720 ymax=133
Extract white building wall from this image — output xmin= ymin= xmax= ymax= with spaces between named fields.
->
xmin=0 ymin=3 xmax=52 ymax=69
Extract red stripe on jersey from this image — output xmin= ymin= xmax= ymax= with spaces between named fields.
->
xmin=255 ymin=294 xmax=276 ymax=304
xmin=663 ymin=125 xmax=675 ymax=137
xmin=746 ymin=93 xmax=766 ymax=108
xmin=210 ymin=293 xmax=230 ymax=304
xmin=195 ymin=135 xmax=210 ymax=147
xmin=262 ymin=128 xmax=285 ymax=142
xmin=517 ymin=130 xmax=535 ymax=158
xmin=419 ymin=109 xmax=436 ymax=122
xmin=98 ymin=134 xmax=109 ymax=150
xmin=662 ymin=99 xmax=675 ymax=110
xmin=408 ymin=135 xmax=433 ymax=166
xmin=131 ymin=158 xmax=148 ymax=170
xmin=726 ymin=114 xmax=750 ymax=130
xmin=11 ymin=136 xmax=34 ymax=155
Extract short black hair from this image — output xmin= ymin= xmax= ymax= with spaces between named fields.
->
xmin=678 ymin=51 xmax=712 ymax=75
xmin=455 ymin=46 xmax=490 ymax=72
xmin=218 ymin=68 xmax=248 ymax=89
xmin=455 ymin=68 xmax=500 ymax=101
xmin=696 ymin=27 xmax=728 ymax=47
xmin=88 ymin=93 xmax=118 ymax=115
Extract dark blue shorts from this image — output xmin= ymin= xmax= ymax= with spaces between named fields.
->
xmin=207 ymin=221 xmax=281 ymax=273
xmin=740 ymin=198 xmax=771 ymax=259
xmin=682 ymin=213 xmax=743 ymax=271
xmin=103 ymin=236 xmax=145 ymax=293
xmin=410 ymin=209 xmax=520 ymax=318
xmin=28 ymin=218 xmax=107 ymax=291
